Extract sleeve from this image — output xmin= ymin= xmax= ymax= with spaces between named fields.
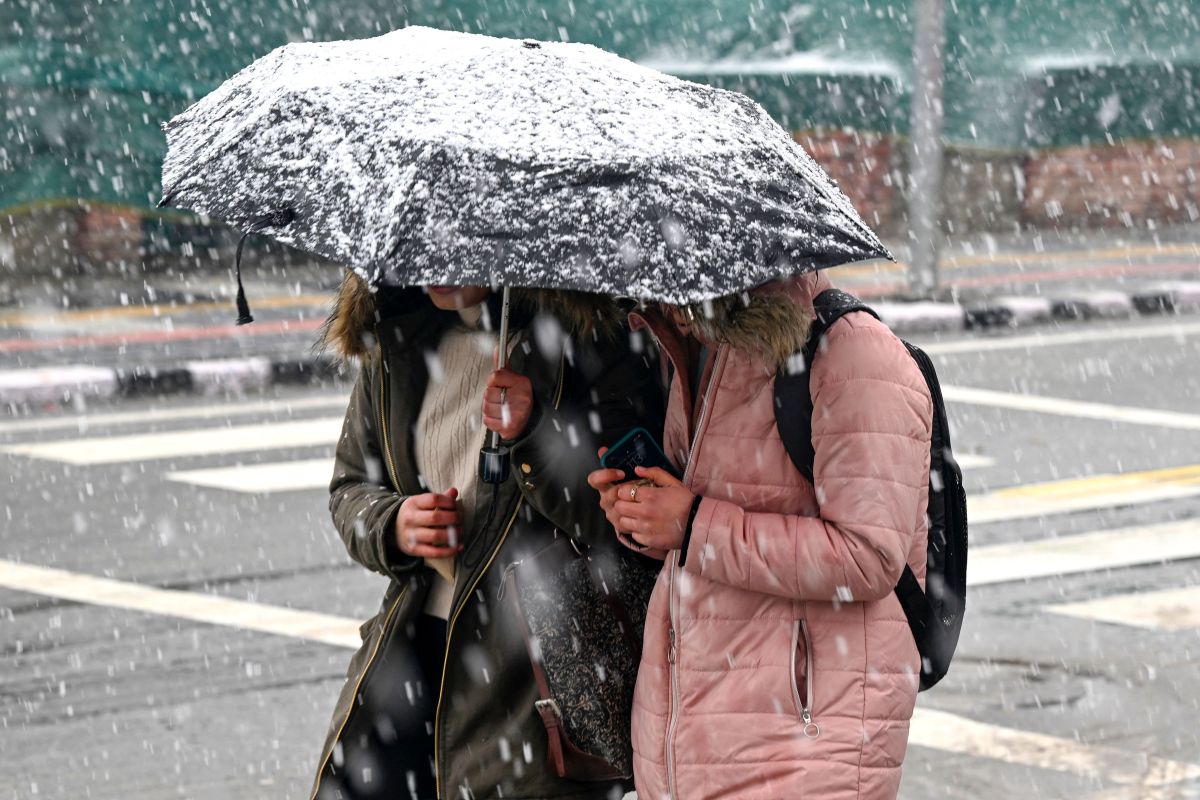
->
xmin=328 ymin=359 xmax=422 ymax=581
xmin=681 ymin=317 xmax=932 ymax=602
xmin=508 ymin=334 xmax=665 ymax=548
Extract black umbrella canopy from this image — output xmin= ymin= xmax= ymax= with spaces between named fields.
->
xmin=160 ymin=26 xmax=889 ymax=304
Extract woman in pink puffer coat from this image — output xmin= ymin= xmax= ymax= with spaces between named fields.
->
xmin=589 ymin=272 xmax=932 ymax=800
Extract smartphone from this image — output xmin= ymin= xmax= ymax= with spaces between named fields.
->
xmin=600 ymin=427 xmax=678 ymax=483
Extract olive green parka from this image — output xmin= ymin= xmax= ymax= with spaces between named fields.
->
xmin=312 ymin=275 xmax=663 ymax=800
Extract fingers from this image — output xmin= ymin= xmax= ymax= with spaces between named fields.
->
xmin=410 ymin=508 xmax=460 ymax=528
xmin=396 ymin=489 xmax=465 ymax=558
xmin=482 ymin=405 xmax=515 ymax=426
xmin=482 ymin=412 xmax=526 ymax=439
xmin=487 ymin=368 xmax=528 ymax=389
xmin=587 ymin=468 xmax=627 ymax=490
xmin=616 ymin=483 xmax=659 ymax=503
xmin=634 ymin=466 xmax=683 ymax=487
xmin=482 ymin=375 xmax=532 ymax=439
xmin=597 ymin=446 xmax=608 ymax=458
xmin=614 ymin=497 xmax=653 ymax=518
xmin=617 ymin=515 xmax=641 ymax=532
xmin=403 ymin=542 xmax=463 ymax=559
xmin=483 ymin=399 xmax=529 ymax=419
xmin=397 ymin=526 xmax=463 ymax=558
xmin=410 ymin=490 xmax=458 ymax=510
xmin=403 ymin=526 xmax=461 ymax=547
xmin=617 ymin=532 xmax=647 ymax=552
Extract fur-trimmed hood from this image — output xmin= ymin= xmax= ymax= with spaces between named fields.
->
xmin=320 ymin=271 xmax=627 ymax=359
xmin=632 ymin=274 xmax=822 ymax=371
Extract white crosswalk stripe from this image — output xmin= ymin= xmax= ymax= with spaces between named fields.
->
xmin=0 ymin=393 xmax=350 ymax=435
xmin=167 ymin=457 xmax=334 ymax=493
xmin=0 ymin=559 xmax=361 ymax=648
xmin=943 ymin=384 xmax=1200 ymax=431
xmin=909 ymin=708 xmax=1200 ymax=787
xmin=1046 ymin=585 xmax=1200 ymax=631
xmin=1 ymin=416 xmax=344 ymax=465
xmin=969 ymin=519 xmax=1200 ymax=587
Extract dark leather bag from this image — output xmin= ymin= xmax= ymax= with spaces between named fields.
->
xmin=500 ymin=536 xmax=658 ymax=781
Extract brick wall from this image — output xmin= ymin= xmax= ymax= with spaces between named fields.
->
xmin=75 ymin=205 xmax=144 ymax=267
xmin=793 ymin=129 xmax=899 ymax=232
xmin=792 ymin=131 xmax=1200 ymax=235
xmin=1023 ymin=140 xmax=1200 ymax=229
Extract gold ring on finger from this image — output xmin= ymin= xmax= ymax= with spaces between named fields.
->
xmin=629 ymin=484 xmax=639 ymax=502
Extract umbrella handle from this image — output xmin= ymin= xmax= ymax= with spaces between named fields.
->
xmin=480 ymin=285 xmax=512 ymax=484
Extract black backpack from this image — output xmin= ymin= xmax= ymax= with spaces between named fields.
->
xmin=773 ymin=289 xmax=968 ymax=691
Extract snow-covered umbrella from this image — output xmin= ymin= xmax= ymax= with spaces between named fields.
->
xmin=158 ymin=25 xmax=891 ymax=480
xmin=160 ymin=25 xmax=889 ymax=300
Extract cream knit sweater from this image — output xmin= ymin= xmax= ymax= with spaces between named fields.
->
xmin=414 ymin=305 xmax=496 ymax=619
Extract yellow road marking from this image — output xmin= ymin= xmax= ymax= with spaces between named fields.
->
xmin=991 ymin=464 xmax=1200 ymax=500
xmin=970 ymin=465 xmax=1200 ymax=524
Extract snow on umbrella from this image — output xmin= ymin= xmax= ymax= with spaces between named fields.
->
xmin=158 ymin=25 xmax=890 ymax=309
xmin=158 ymin=25 xmax=891 ymax=484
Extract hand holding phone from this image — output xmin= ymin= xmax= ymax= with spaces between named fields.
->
xmin=599 ymin=427 xmax=677 ymax=483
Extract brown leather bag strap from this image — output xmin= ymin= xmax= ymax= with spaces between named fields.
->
xmin=536 ymin=699 xmax=567 ymax=777
xmin=504 ymin=566 xmax=568 ymax=777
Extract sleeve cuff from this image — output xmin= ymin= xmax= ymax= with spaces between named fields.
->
xmin=677 ymin=493 xmax=705 ymax=567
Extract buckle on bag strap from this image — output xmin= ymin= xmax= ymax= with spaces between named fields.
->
xmin=534 ymin=698 xmax=563 ymax=722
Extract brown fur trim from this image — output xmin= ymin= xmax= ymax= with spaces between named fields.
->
xmin=319 ymin=271 xmax=379 ymax=359
xmin=517 ymin=288 xmax=626 ymax=341
xmin=318 ymin=271 xmax=626 ymax=360
xmin=681 ymin=292 xmax=813 ymax=371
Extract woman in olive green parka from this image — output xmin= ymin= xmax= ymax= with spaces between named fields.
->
xmin=312 ymin=273 xmax=662 ymax=800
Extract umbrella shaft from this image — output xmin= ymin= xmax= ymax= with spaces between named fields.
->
xmin=489 ymin=285 xmax=512 ymax=450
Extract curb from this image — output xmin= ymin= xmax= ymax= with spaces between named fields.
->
xmin=875 ymin=280 xmax=1200 ymax=335
xmin=1 ymin=357 xmax=344 ymax=407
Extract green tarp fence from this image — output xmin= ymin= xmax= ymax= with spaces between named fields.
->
xmin=2 ymin=0 xmax=1198 ymax=211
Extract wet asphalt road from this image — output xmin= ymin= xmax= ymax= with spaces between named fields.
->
xmin=2 ymin=315 xmax=1200 ymax=800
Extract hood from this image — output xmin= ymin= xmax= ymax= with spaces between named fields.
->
xmin=634 ymin=274 xmax=822 ymax=371
xmin=320 ymin=271 xmax=627 ymax=359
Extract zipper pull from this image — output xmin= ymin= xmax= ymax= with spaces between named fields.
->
xmin=668 ymin=627 xmax=677 ymax=664
xmin=801 ymin=708 xmax=820 ymax=739
xmin=496 ymin=560 xmax=521 ymax=600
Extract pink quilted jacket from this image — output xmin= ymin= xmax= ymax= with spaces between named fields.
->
xmin=628 ymin=273 xmax=932 ymax=800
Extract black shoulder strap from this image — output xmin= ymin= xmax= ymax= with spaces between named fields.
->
xmin=774 ymin=288 xmax=877 ymax=484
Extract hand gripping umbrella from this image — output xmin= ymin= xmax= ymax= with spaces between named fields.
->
xmin=159 ymin=26 xmax=890 ymax=482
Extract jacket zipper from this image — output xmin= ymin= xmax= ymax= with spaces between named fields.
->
xmin=432 ymin=352 xmax=565 ymax=798
xmin=433 ymin=499 xmax=522 ymax=798
xmin=308 ymin=587 xmax=408 ymax=800
xmin=790 ymin=620 xmax=820 ymax=738
xmin=376 ymin=364 xmax=401 ymax=490
xmin=665 ymin=346 xmax=727 ymax=799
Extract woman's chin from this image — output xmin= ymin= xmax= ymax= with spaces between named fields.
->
xmin=426 ymin=285 xmax=490 ymax=310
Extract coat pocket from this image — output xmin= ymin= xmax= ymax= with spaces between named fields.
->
xmin=790 ymin=620 xmax=820 ymax=738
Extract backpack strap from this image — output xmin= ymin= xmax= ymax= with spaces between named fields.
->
xmin=774 ymin=288 xmax=878 ymax=484
xmin=775 ymin=289 xmax=957 ymax=690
